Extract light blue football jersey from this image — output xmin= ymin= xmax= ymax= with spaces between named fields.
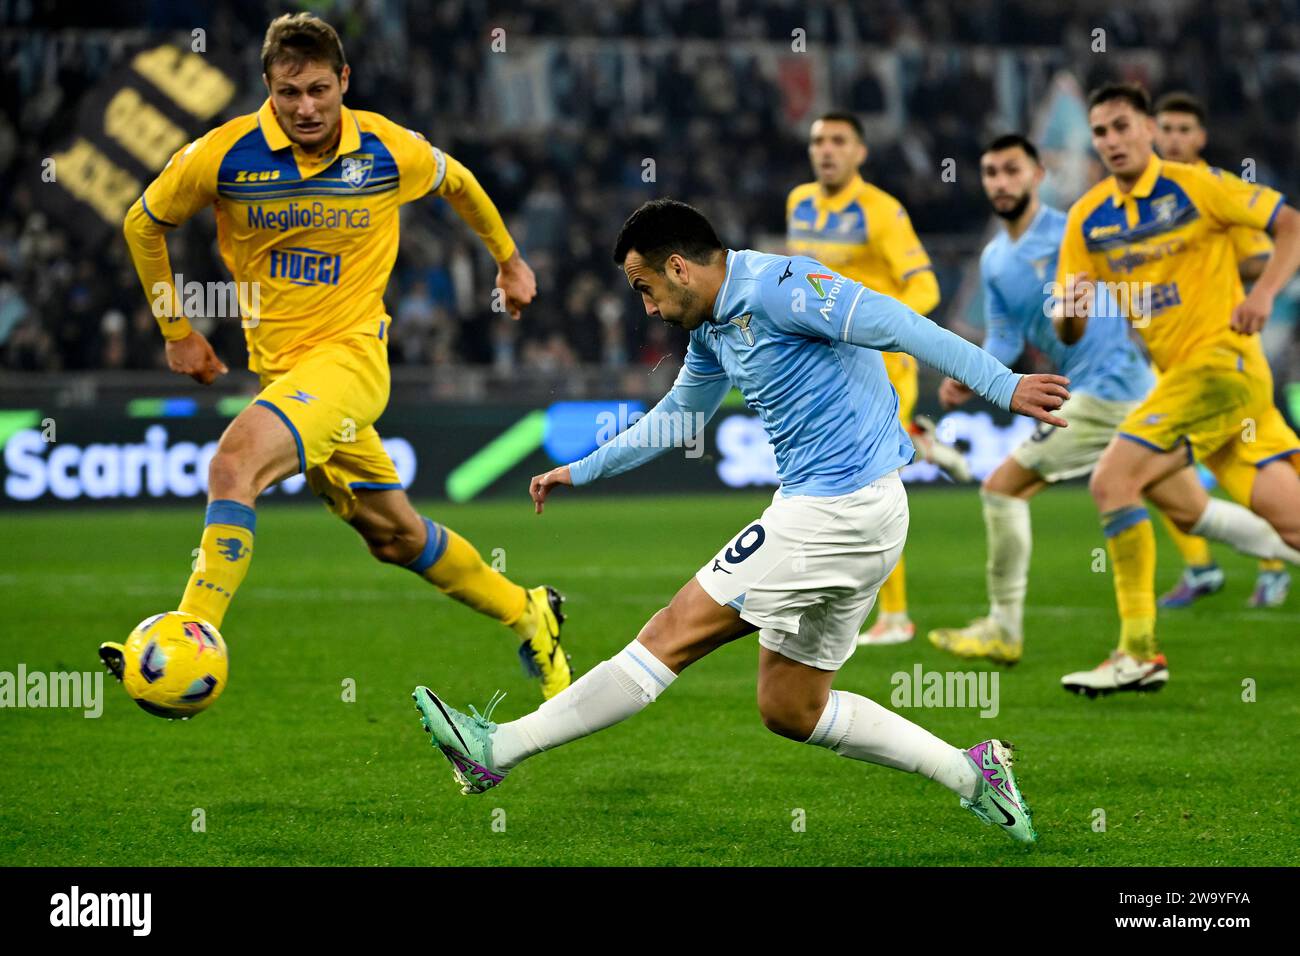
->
xmin=569 ymin=249 xmax=1025 ymax=497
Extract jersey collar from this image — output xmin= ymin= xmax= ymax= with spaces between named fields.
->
xmin=816 ymin=173 xmax=866 ymax=209
xmin=710 ymin=250 xmax=737 ymax=324
xmin=1110 ymin=155 xmax=1161 ymax=206
xmin=257 ymin=98 xmax=361 ymax=176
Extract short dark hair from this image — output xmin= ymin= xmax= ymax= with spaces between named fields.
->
xmin=1087 ymin=82 xmax=1151 ymax=116
xmin=262 ymin=12 xmax=347 ymax=80
xmin=815 ymin=110 xmax=865 ymax=141
xmin=982 ymin=133 xmax=1040 ymax=164
xmin=1153 ymin=91 xmax=1206 ymax=124
xmin=611 ymin=199 xmax=723 ymax=270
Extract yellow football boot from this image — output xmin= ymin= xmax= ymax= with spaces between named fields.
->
xmin=928 ymin=617 xmax=1022 ymax=666
xmin=516 ymin=586 xmax=571 ymax=699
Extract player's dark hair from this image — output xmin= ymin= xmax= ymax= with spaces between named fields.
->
xmin=982 ymin=133 xmax=1040 ymax=164
xmin=1153 ymin=91 xmax=1206 ymax=124
xmin=815 ymin=110 xmax=865 ymax=141
xmin=612 ymin=199 xmax=724 ymax=271
xmin=262 ymin=12 xmax=347 ymax=80
xmin=1087 ymin=82 xmax=1151 ymax=116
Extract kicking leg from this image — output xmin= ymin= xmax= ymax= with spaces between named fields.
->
xmin=761 ymin=649 xmax=1036 ymax=843
xmin=179 ymin=402 xmax=299 ymax=629
xmin=413 ymin=577 xmax=753 ymax=792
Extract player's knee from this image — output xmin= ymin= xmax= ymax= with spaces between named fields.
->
xmin=756 ymin=690 xmax=820 ymax=741
xmin=207 ymin=450 xmax=253 ymax=501
xmin=363 ymin=523 xmax=425 ymax=566
xmin=1088 ymin=466 xmax=1125 ymax=510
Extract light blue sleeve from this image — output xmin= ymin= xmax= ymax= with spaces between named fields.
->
xmin=568 ymin=335 xmax=732 ymax=486
xmin=762 ymin=267 xmax=1022 ymax=411
xmin=981 ymin=259 xmax=1025 ymax=368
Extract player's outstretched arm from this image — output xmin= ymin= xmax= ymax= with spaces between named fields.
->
xmin=533 ymin=362 xmax=731 ymax=513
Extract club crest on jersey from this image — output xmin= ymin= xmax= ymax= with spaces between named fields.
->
xmin=728 ymin=313 xmax=755 ymax=346
xmin=1151 ymin=194 xmax=1177 ymax=224
xmin=340 ymin=154 xmax=374 ymax=188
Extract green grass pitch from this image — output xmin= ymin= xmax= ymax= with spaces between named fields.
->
xmin=2 ymin=486 xmax=1297 ymax=866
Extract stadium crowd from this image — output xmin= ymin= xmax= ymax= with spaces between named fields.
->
xmin=2 ymin=0 xmax=1299 ymax=391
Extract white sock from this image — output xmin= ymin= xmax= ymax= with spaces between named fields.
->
xmin=804 ymin=690 xmax=980 ymax=799
xmin=492 ymin=639 xmax=676 ymax=771
xmin=1191 ymin=498 xmax=1300 ymax=564
xmin=981 ymin=490 xmax=1030 ymax=639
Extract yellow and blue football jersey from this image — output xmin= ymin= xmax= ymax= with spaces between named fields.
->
xmin=1059 ymin=156 xmax=1297 ymax=490
xmin=124 ymin=99 xmax=514 ymax=378
xmin=1057 ymin=156 xmax=1283 ymax=373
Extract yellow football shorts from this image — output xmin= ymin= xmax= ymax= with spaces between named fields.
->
xmin=1117 ymin=345 xmax=1300 ymax=505
xmin=253 ymin=327 xmax=401 ymax=520
xmin=883 ymin=351 xmax=918 ymax=425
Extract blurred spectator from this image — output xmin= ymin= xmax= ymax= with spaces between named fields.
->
xmin=2 ymin=0 xmax=1298 ymax=384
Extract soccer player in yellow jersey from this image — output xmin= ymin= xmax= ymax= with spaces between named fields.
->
xmin=104 ymin=13 xmax=572 ymax=703
xmin=1054 ymin=84 xmax=1300 ymax=696
xmin=787 ymin=111 xmax=970 ymax=648
xmin=1151 ymin=91 xmax=1290 ymax=610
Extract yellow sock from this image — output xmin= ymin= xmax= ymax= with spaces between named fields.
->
xmin=179 ymin=500 xmax=256 ymax=630
xmin=1157 ymin=510 xmax=1213 ymax=568
xmin=1103 ymin=506 xmax=1158 ymax=660
xmin=1260 ymin=559 xmax=1285 ymax=573
xmin=405 ymin=518 xmax=528 ymax=632
xmin=878 ymin=554 xmax=907 ymax=616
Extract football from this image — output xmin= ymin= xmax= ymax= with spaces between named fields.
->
xmin=120 ymin=612 xmax=229 ymax=719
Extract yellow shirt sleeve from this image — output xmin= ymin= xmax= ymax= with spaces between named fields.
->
xmin=387 ymin=124 xmax=516 ymax=263
xmin=1190 ymin=165 xmax=1286 ymax=234
xmin=122 ymin=132 xmax=222 ymax=341
xmin=878 ymin=200 xmax=939 ymax=314
xmin=435 ymin=154 xmax=516 ymax=263
xmin=1230 ymin=224 xmax=1273 ymax=264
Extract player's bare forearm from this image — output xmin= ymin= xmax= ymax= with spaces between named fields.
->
xmin=529 ymin=465 xmax=573 ymax=515
xmin=1232 ymin=205 xmax=1300 ymax=333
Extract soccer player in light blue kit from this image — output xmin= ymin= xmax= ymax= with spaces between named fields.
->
xmin=412 ymin=199 xmax=1070 ymax=843
xmin=928 ymin=134 xmax=1155 ymax=667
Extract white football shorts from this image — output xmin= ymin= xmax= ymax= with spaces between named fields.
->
xmin=695 ymin=471 xmax=908 ymax=671
xmin=1010 ymin=390 xmax=1140 ymax=483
